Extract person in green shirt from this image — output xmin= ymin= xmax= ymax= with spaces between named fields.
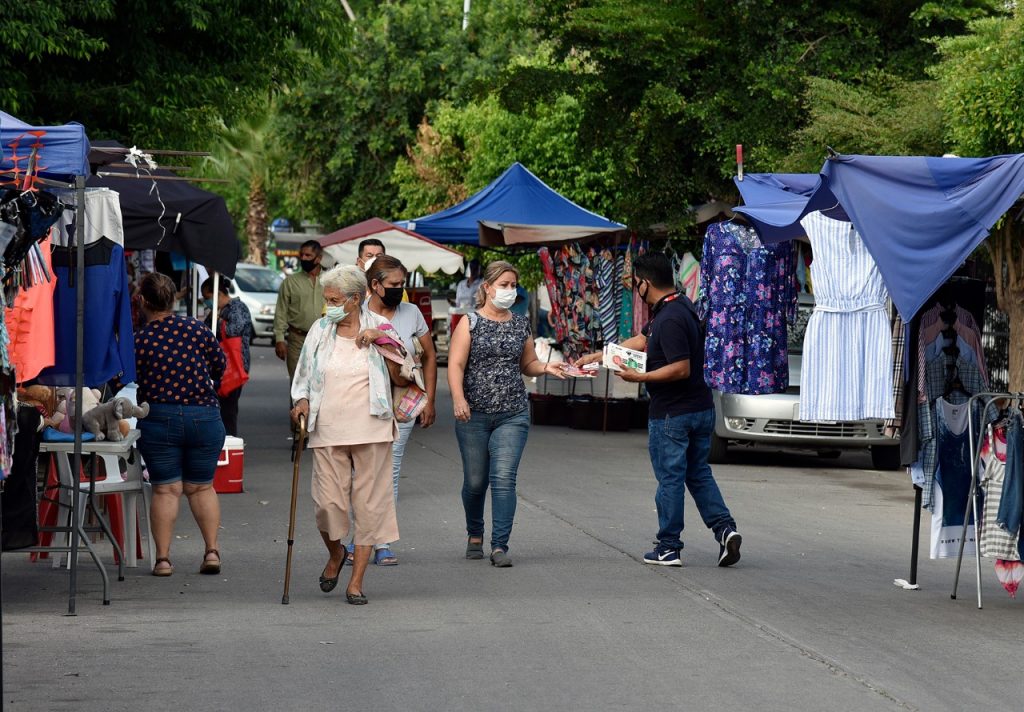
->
xmin=274 ymin=240 xmax=327 ymax=382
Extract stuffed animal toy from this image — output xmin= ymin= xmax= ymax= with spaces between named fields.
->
xmin=81 ymin=398 xmax=150 ymax=442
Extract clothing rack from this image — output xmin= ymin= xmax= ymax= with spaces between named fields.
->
xmin=950 ymin=391 xmax=1024 ymax=609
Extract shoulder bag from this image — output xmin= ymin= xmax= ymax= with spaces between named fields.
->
xmin=217 ymin=320 xmax=250 ymax=397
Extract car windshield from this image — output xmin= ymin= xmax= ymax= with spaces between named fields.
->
xmin=788 ymin=300 xmax=814 ymax=354
xmin=234 ymin=267 xmax=283 ymax=293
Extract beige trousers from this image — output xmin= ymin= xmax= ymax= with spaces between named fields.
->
xmin=311 ymin=442 xmax=399 ymax=545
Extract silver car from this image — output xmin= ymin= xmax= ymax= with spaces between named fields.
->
xmin=229 ymin=263 xmax=284 ymax=343
xmin=710 ymin=296 xmax=901 ymax=469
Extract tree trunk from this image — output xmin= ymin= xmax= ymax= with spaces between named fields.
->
xmin=1007 ymin=301 xmax=1024 ymax=392
xmin=989 ymin=219 xmax=1024 ymax=391
xmin=245 ymin=176 xmax=269 ymax=266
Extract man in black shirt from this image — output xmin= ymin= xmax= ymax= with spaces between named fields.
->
xmin=576 ymin=254 xmax=741 ymax=567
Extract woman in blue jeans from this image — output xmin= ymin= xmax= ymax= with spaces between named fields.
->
xmin=134 ymin=273 xmax=227 ymax=577
xmin=448 ymin=261 xmax=564 ymax=567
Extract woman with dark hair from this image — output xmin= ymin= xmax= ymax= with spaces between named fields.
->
xmin=201 ymin=276 xmax=253 ymax=437
xmin=364 ymin=255 xmax=437 ymax=566
xmin=135 ymin=272 xmax=227 ymax=577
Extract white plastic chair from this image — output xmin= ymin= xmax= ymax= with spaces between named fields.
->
xmin=45 ymin=431 xmax=155 ymax=570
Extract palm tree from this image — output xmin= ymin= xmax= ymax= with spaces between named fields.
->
xmin=204 ymin=105 xmax=279 ymax=266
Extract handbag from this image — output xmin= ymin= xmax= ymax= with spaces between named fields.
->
xmin=373 ymin=337 xmax=427 ymax=423
xmin=217 ymin=320 xmax=250 ymax=397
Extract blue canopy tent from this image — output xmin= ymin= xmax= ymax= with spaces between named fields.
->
xmin=1 ymin=110 xmax=95 ymax=614
xmin=1 ymin=111 xmax=89 ymax=181
xmin=733 ymin=154 xmax=1024 ymax=321
xmin=400 ymin=162 xmax=627 ymax=246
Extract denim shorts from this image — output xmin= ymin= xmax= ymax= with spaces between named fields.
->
xmin=137 ymin=404 xmax=226 ymax=485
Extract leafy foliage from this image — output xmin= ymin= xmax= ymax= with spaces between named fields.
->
xmin=0 ymin=1 xmax=346 ymax=150
xmin=276 ymin=0 xmax=538 ymax=228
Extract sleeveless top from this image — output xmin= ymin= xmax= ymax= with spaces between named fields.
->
xmin=463 ymin=313 xmax=530 ymax=413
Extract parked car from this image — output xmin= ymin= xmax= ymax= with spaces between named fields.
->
xmin=710 ymin=294 xmax=901 ymax=469
xmin=229 ymin=263 xmax=284 ymax=343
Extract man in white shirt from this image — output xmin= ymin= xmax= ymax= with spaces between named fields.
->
xmin=454 ymin=260 xmax=481 ymax=308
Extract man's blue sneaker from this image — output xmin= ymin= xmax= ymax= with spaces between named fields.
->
xmin=643 ymin=545 xmax=682 ymax=567
xmin=718 ymin=528 xmax=742 ymax=567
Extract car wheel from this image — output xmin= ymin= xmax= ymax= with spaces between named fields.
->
xmin=870 ymin=445 xmax=901 ymax=471
xmin=709 ymin=432 xmax=729 ymax=464
xmin=817 ymin=450 xmax=842 ymax=459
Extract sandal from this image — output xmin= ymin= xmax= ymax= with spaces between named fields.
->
xmin=319 ymin=556 xmax=345 ymax=592
xmin=345 ymin=591 xmax=368 ymax=605
xmin=199 ymin=548 xmax=221 ymax=575
xmin=152 ymin=557 xmax=174 ymax=577
xmin=374 ymin=547 xmax=398 ymax=566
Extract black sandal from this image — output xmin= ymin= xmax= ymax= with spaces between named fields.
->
xmin=345 ymin=591 xmax=368 ymax=605
xmin=319 ymin=556 xmax=345 ymax=593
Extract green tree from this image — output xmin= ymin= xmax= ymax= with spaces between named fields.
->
xmin=275 ymin=0 xmax=539 ymax=229
xmin=0 ymin=1 xmax=346 ymax=150
xmin=393 ymin=91 xmax=621 ymax=220
xmin=932 ymin=8 xmax=1024 ymax=388
xmin=519 ymin=0 xmax=1002 ymax=229
xmin=203 ymin=104 xmax=288 ymax=266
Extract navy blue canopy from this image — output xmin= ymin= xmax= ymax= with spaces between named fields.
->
xmin=400 ymin=162 xmax=626 ymax=246
xmin=733 ymin=154 xmax=1024 ymax=320
xmin=0 ymin=111 xmax=89 ymax=181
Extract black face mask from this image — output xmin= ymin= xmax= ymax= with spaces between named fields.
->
xmin=300 ymin=258 xmax=318 ymax=273
xmin=380 ymin=287 xmax=404 ymax=308
xmin=635 ymin=279 xmax=649 ymax=303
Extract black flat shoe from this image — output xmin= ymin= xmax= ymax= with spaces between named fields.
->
xmin=466 ymin=537 xmax=484 ymax=560
xmin=345 ymin=591 xmax=368 ymax=605
xmin=319 ymin=558 xmax=345 ymax=593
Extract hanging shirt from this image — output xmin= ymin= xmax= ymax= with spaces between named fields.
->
xmin=797 ymin=211 xmax=894 ymax=422
xmin=5 ymin=236 xmax=55 ymax=382
xmin=37 ymin=237 xmax=135 ymax=387
xmin=53 ymin=188 xmax=124 ymax=246
xmin=697 ymin=221 xmax=797 ymax=395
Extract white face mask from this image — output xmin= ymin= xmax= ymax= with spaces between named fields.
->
xmin=491 ymin=287 xmax=517 ymax=311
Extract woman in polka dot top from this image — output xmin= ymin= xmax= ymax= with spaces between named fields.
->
xmin=134 ymin=273 xmax=227 ymax=577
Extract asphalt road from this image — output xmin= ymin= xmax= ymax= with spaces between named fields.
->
xmin=3 ymin=344 xmax=1016 ymax=711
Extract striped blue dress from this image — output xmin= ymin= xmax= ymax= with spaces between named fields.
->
xmin=798 ymin=211 xmax=895 ymax=422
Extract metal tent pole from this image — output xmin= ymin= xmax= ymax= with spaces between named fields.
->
xmin=211 ymin=273 xmax=219 ymax=335
xmin=909 ymin=486 xmax=922 ymax=585
xmin=67 ymin=174 xmax=87 ymax=615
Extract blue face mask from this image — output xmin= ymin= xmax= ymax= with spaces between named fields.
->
xmin=203 ymin=298 xmax=213 ymax=310
xmin=325 ymin=304 xmax=349 ymax=323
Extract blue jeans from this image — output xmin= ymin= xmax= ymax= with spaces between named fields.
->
xmin=648 ymin=408 xmax=735 ymax=550
xmin=137 ymin=404 xmax=226 ymax=485
xmin=391 ymin=419 xmax=416 ymax=502
xmin=455 ymin=408 xmax=530 ymax=552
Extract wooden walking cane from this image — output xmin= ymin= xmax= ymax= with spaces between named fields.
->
xmin=282 ymin=414 xmax=307 ymax=604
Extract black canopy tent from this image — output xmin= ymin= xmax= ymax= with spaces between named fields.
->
xmin=87 ymin=141 xmax=239 ymax=278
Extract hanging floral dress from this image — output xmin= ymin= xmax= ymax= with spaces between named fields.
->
xmin=697 ymin=221 xmax=797 ymax=395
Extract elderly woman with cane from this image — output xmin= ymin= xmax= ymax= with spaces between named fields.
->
xmin=290 ymin=264 xmax=405 ymax=605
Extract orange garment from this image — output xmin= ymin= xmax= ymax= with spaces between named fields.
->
xmin=6 ymin=237 xmax=56 ymax=382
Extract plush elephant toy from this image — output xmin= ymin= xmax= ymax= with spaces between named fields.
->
xmin=81 ymin=398 xmax=150 ymax=442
